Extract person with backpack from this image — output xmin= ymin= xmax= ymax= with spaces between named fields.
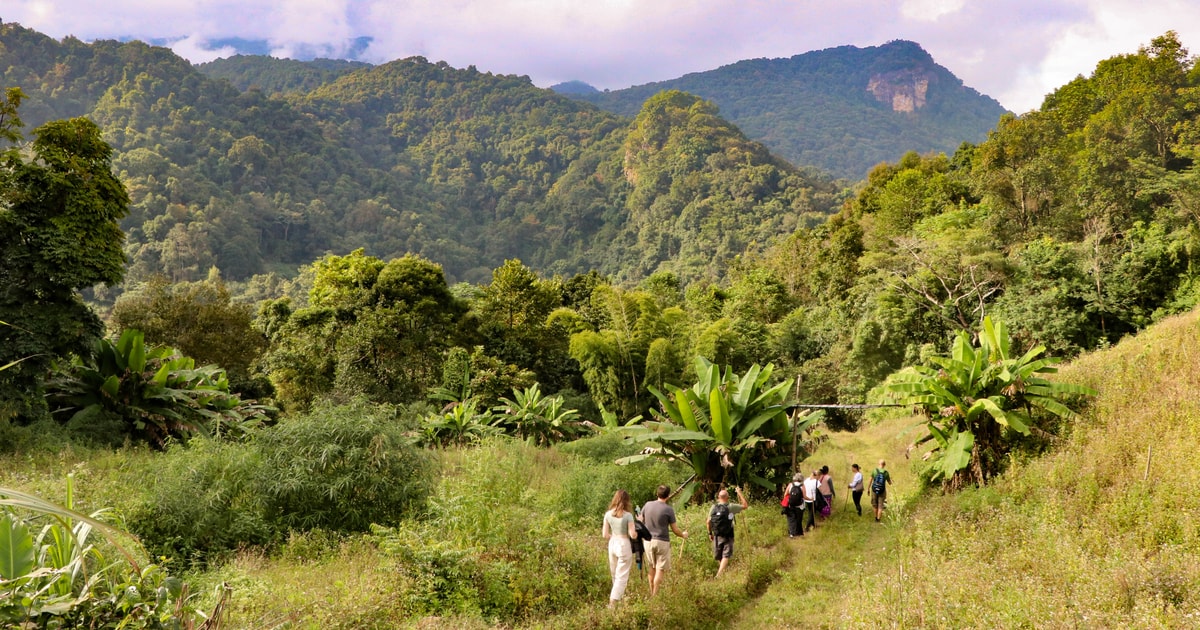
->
xmin=640 ymin=485 xmax=689 ymax=596
xmin=849 ymin=463 xmax=865 ymax=516
xmin=602 ymin=489 xmax=638 ymax=607
xmin=870 ymin=460 xmax=893 ymax=523
xmin=781 ymin=473 xmax=807 ymax=538
xmin=705 ymin=486 xmax=748 ymax=577
xmin=802 ymin=469 xmax=820 ymax=532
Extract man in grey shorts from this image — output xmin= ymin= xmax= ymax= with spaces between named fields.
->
xmin=640 ymin=485 xmax=689 ymax=596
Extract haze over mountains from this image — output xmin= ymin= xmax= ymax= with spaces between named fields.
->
xmin=557 ymin=41 xmax=1008 ymax=179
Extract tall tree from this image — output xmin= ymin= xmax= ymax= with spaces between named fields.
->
xmin=0 ymin=92 xmax=129 ymax=420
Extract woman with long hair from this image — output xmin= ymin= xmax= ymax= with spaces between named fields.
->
xmin=602 ymin=488 xmax=638 ymax=607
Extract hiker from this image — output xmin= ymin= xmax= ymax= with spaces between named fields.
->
xmin=802 ymin=469 xmax=820 ymax=532
xmin=819 ymin=465 xmax=834 ymax=518
xmin=602 ymin=489 xmax=638 ymax=607
xmin=706 ymin=486 xmax=748 ymax=577
xmin=849 ymin=463 xmax=864 ymax=516
xmin=782 ymin=473 xmax=806 ymax=538
xmin=870 ymin=460 xmax=893 ymax=523
xmin=640 ymin=485 xmax=689 ymax=596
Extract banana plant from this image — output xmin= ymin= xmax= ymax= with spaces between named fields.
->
xmin=887 ymin=317 xmax=1096 ymax=488
xmin=48 ymin=329 xmax=272 ymax=446
xmin=421 ymin=400 xmax=502 ymax=447
xmin=616 ymin=357 xmax=807 ymax=504
xmin=492 ymin=383 xmax=582 ymax=446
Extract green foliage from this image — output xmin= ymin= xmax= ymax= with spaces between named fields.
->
xmin=421 ymin=400 xmax=501 ymax=447
xmin=132 ymin=398 xmax=434 ymax=562
xmin=617 ymin=357 xmax=812 ymax=504
xmin=886 ymin=317 xmax=1095 ymax=488
xmin=47 ymin=329 xmax=271 ymax=446
xmin=109 ymin=272 xmax=269 ymax=395
xmin=0 ymin=105 xmax=129 ymax=420
xmin=570 ymin=40 xmax=1007 ymax=179
xmin=0 ymin=481 xmax=214 ymax=627
xmin=492 ymin=383 xmax=582 ymax=446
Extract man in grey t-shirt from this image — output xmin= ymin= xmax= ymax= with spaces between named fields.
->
xmin=640 ymin=485 xmax=689 ymax=596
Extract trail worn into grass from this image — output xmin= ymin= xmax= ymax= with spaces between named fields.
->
xmin=731 ymin=414 xmax=918 ymax=629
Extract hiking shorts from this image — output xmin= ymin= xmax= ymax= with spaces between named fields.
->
xmin=872 ymin=491 xmax=886 ymax=509
xmin=645 ymin=539 xmax=671 ymax=570
xmin=713 ymin=535 xmax=734 ymax=560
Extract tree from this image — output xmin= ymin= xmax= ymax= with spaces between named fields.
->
xmin=886 ymin=317 xmax=1095 ymax=489
xmin=617 ymin=357 xmax=812 ymax=504
xmin=0 ymin=102 xmax=130 ymax=420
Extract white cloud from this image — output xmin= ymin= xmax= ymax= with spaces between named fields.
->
xmin=4 ymin=0 xmax=1200 ymax=112
xmin=170 ymin=35 xmax=237 ymax=64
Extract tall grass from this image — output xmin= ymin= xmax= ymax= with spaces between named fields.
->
xmin=836 ymin=310 xmax=1200 ymax=628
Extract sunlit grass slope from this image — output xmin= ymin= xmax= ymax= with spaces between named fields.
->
xmin=826 ymin=310 xmax=1200 ymax=628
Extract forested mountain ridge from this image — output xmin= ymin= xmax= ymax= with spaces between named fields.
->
xmin=565 ymin=40 xmax=1008 ymax=179
xmin=196 ymin=55 xmax=370 ymax=95
xmin=0 ymin=20 xmax=840 ymax=288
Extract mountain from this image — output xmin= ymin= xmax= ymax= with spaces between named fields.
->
xmin=0 ymin=21 xmax=840 ymax=288
xmin=197 ymin=55 xmax=371 ymax=95
xmin=568 ymin=40 xmax=1008 ymax=179
xmin=549 ymin=80 xmax=599 ymax=95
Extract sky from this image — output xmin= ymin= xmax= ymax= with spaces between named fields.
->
xmin=5 ymin=0 xmax=1200 ymax=113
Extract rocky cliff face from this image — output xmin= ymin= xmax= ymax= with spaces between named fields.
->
xmin=866 ymin=69 xmax=934 ymax=113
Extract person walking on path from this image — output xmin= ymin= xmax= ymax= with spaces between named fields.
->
xmin=640 ymin=485 xmax=689 ymax=596
xmin=870 ymin=460 xmax=893 ymax=523
xmin=819 ymin=465 xmax=835 ymax=518
xmin=782 ymin=473 xmax=807 ymax=538
xmin=706 ymin=486 xmax=748 ymax=577
xmin=849 ymin=463 xmax=865 ymax=516
xmin=602 ymin=489 xmax=638 ymax=607
xmin=802 ymin=470 xmax=820 ymax=532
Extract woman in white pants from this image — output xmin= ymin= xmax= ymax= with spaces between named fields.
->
xmin=602 ymin=489 xmax=637 ymax=607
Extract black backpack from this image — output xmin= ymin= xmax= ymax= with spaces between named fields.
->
xmin=788 ymin=482 xmax=805 ymax=508
xmin=711 ymin=503 xmax=735 ymax=537
xmin=632 ymin=518 xmax=652 ymax=555
xmin=871 ymin=470 xmax=887 ymax=494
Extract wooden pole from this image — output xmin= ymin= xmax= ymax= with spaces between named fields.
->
xmin=791 ymin=375 xmax=803 ymax=472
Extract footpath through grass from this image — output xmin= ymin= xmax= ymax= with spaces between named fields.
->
xmin=732 ymin=412 xmax=920 ymax=629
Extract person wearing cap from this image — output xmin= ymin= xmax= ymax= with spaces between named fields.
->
xmin=706 ymin=486 xmax=748 ymax=577
xmin=802 ymin=470 xmax=820 ymax=532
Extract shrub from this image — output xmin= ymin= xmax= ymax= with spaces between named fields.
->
xmin=257 ymin=398 xmax=433 ymax=532
xmin=129 ymin=438 xmax=271 ymax=563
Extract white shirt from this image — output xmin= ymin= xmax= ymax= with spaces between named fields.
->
xmin=850 ymin=471 xmax=863 ymax=491
xmin=802 ymin=477 xmax=819 ymax=503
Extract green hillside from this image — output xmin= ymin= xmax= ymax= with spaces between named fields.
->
xmin=567 ymin=40 xmax=1009 ymax=179
xmin=0 ymin=21 xmax=839 ymax=287
xmin=197 ymin=54 xmax=370 ymax=95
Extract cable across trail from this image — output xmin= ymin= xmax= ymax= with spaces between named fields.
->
xmin=731 ymin=414 xmax=917 ymax=629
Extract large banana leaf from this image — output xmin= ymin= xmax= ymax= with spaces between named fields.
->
xmin=0 ymin=513 xmax=35 ymax=580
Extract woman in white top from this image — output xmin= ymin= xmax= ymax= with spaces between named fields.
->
xmin=602 ymin=488 xmax=638 ymax=607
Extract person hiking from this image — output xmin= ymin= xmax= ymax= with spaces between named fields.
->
xmin=849 ymin=463 xmax=865 ymax=516
xmin=870 ymin=460 xmax=893 ymax=523
xmin=705 ymin=486 xmax=748 ymax=577
xmin=782 ymin=473 xmax=806 ymax=538
xmin=802 ymin=469 xmax=820 ymax=532
xmin=640 ymin=484 xmax=689 ymax=596
xmin=819 ymin=465 xmax=834 ymax=518
xmin=602 ymin=489 xmax=638 ymax=607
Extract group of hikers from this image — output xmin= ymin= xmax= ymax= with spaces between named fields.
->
xmin=599 ymin=460 xmax=893 ymax=607
xmin=780 ymin=460 xmax=892 ymax=539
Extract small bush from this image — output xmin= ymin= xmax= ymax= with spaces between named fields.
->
xmin=555 ymin=432 xmax=643 ymax=463
xmin=130 ymin=438 xmax=271 ymax=563
xmin=132 ymin=398 xmax=435 ymax=562
xmin=549 ymin=455 xmax=687 ymax=524
xmin=257 ymin=398 xmax=433 ymax=532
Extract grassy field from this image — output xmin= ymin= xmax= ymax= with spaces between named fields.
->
xmin=5 ymin=311 xmax=1200 ymax=627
